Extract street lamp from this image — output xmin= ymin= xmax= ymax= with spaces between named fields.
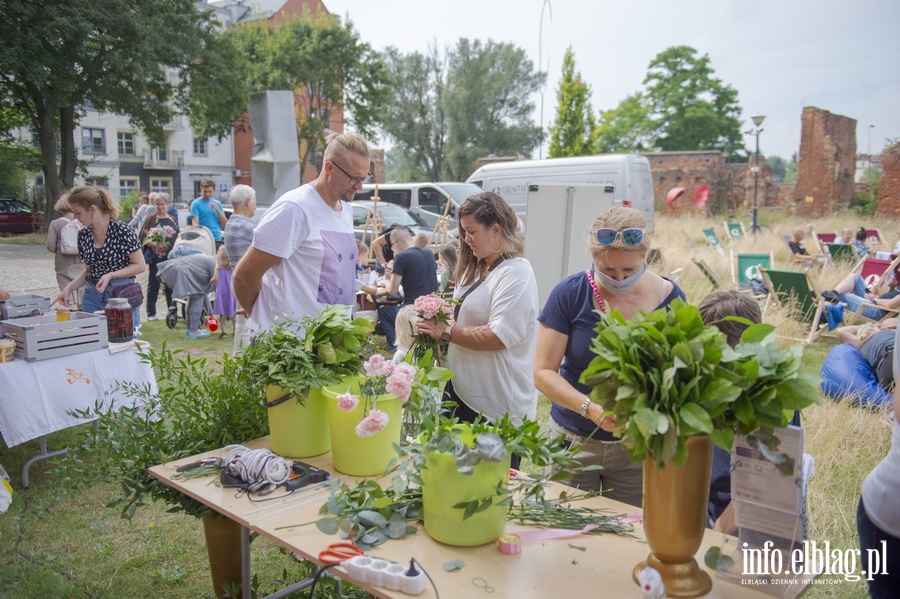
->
xmin=747 ymin=114 xmax=765 ymax=234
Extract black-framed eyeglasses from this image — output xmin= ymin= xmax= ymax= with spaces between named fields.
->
xmin=593 ymin=227 xmax=645 ymax=246
xmin=329 ymin=160 xmax=372 ymax=186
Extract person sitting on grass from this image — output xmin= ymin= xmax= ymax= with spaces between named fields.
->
xmin=836 ymin=319 xmax=898 ymax=392
xmin=820 ymin=272 xmax=900 ymax=321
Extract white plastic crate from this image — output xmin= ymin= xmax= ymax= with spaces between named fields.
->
xmin=0 ymin=294 xmax=51 ymax=320
xmin=0 ymin=312 xmax=109 ymax=361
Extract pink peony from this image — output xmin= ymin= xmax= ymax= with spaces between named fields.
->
xmin=336 ymin=393 xmax=359 ymax=412
xmin=355 ymin=409 xmax=389 ymax=437
xmin=386 ymin=377 xmax=412 ymax=403
xmin=414 ymin=293 xmax=445 ymax=320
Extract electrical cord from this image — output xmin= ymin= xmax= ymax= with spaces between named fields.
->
xmin=223 ymin=445 xmax=290 ymax=487
xmin=412 ymin=558 xmax=440 ymax=599
xmin=306 ymin=562 xmax=342 ymax=598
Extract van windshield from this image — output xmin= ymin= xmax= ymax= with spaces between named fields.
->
xmin=436 ymin=183 xmax=485 ymax=203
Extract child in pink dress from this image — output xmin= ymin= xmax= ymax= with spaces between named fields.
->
xmin=211 ymin=246 xmax=236 ymax=339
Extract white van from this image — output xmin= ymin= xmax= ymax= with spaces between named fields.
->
xmin=466 ymin=154 xmax=655 ymax=231
xmin=354 ymin=182 xmax=486 ymax=235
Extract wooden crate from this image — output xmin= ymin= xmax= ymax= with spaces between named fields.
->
xmin=0 ymin=294 xmax=51 ymax=320
xmin=0 ymin=312 xmax=109 ymax=361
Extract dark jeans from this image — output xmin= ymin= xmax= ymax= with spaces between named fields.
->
xmin=378 ymin=304 xmax=401 ymax=352
xmin=147 ymin=259 xmax=173 ymax=317
xmin=443 ymin=381 xmax=521 ymax=470
xmin=857 ymin=497 xmax=900 ymax=598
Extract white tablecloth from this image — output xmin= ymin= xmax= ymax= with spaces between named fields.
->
xmin=0 ymin=347 xmax=157 ymax=447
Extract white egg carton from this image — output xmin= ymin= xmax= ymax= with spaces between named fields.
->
xmin=342 ymin=555 xmax=427 ymax=595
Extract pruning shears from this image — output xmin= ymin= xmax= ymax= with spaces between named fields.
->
xmin=176 ymin=457 xmax=222 ymax=472
xmin=318 ymin=542 xmax=365 ymax=564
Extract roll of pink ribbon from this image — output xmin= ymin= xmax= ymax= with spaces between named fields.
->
xmin=498 ymin=534 xmax=521 ymax=554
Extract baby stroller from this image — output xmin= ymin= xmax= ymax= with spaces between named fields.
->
xmin=157 ymin=226 xmax=216 ymax=330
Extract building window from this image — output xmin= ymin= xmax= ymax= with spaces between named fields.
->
xmin=150 ymin=178 xmax=171 ymax=195
xmin=117 ymin=132 xmax=135 ymax=156
xmin=153 ymin=145 xmax=168 ymax=163
xmin=193 ymin=135 xmax=208 ymax=156
xmin=85 ymin=176 xmax=108 ymax=189
xmin=119 ymin=178 xmax=139 ymax=200
xmin=82 ymin=128 xmax=105 ymax=154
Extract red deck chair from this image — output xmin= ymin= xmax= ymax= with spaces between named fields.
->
xmin=856 ymin=255 xmax=900 ymax=292
xmin=865 ymin=229 xmax=884 ymax=246
xmin=816 ymin=232 xmax=837 ymax=244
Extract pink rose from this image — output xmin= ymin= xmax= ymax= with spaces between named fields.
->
xmin=355 ymin=409 xmax=389 ymax=437
xmin=386 ymin=378 xmax=412 ymax=403
xmin=337 ymin=393 xmax=359 ymax=412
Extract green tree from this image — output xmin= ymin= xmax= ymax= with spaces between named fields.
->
xmin=379 ymin=45 xmax=447 ymax=181
xmin=766 ymin=156 xmax=788 ymax=182
xmin=783 ymin=152 xmax=799 ymax=183
xmin=233 ymin=14 xmax=390 ymax=178
xmin=0 ymin=0 xmax=250 ymax=221
xmin=548 ymin=47 xmax=595 ymax=158
xmin=443 ymin=39 xmax=543 ymax=181
xmin=381 ymin=39 xmax=543 ymax=181
xmin=643 ymin=46 xmax=744 ymax=154
xmin=593 ymin=93 xmax=653 ymax=153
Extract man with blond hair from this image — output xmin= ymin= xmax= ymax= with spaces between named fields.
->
xmin=234 ymin=131 xmax=372 ymax=332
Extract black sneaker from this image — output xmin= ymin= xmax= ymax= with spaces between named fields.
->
xmin=820 ymin=290 xmax=839 ymax=302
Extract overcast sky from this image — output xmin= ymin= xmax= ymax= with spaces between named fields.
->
xmin=324 ymin=0 xmax=899 ymax=162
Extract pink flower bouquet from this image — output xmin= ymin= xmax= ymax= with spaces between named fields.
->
xmin=412 ymin=293 xmax=456 ymax=365
xmin=337 ymin=355 xmax=417 ymax=437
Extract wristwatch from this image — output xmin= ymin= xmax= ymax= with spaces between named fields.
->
xmin=579 ymin=396 xmax=592 ymax=418
xmin=441 ymin=324 xmax=454 ymax=343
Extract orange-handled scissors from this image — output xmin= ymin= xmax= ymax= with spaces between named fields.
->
xmin=318 ymin=542 xmax=364 ymax=564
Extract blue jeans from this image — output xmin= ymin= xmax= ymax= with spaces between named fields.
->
xmin=82 ymin=278 xmax=141 ymax=333
xmin=857 ymin=497 xmax=900 ymax=598
xmin=378 ymin=304 xmax=400 ymax=352
xmin=837 ymin=275 xmax=887 ymax=320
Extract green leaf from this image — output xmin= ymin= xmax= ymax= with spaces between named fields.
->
xmin=443 ymin=560 xmax=465 ymax=572
xmin=679 ymin=404 xmax=713 ymax=434
xmin=315 ymin=518 xmax=339 ymax=535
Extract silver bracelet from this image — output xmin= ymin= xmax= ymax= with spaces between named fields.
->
xmin=579 ymin=396 xmax=592 ymax=418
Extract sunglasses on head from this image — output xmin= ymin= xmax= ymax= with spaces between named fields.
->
xmin=593 ymin=227 xmax=645 ymax=246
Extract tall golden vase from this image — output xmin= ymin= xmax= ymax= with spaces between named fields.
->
xmin=634 ymin=435 xmax=714 ymax=598
xmin=202 ymin=516 xmax=243 ymax=599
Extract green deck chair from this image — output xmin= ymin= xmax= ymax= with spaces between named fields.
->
xmin=693 ymin=259 xmax=721 ymax=290
xmin=724 ymin=221 xmax=745 ymax=242
xmin=826 ymin=243 xmax=857 ymax=263
xmin=758 ymin=266 xmax=827 ymax=344
xmin=732 ymin=251 xmax=774 ymax=285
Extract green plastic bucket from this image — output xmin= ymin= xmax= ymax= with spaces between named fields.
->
xmin=421 ymin=428 xmax=510 ymax=546
xmin=265 ymin=384 xmax=330 ymax=458
xmin=322 ymin=375 xmax=402 ymax=476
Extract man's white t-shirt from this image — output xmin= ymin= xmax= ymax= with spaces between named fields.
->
xmin=248 ymin=184 xmax=358 ymax=332
xmin=447 ymin=257 xmax=539 ymax=423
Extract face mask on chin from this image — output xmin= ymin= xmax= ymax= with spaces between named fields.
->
xmin=594 ymin=262 xmax=648 ymax=296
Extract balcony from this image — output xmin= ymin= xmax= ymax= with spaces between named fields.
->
xmin=163 ymin=115 xmax=185 ymax=131
xmin=144 ymin=150 xmax=184 ymax=169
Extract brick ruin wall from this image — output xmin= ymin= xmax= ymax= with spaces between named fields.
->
xmin=794 ymin=107 xmax=857 ymax=217
xmin=646 ymin=151 xmax=774 ymax=216
xmin=875 ymin=143 xmax=900 ymax=219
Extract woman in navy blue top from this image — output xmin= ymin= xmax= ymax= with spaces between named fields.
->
xmin=533 ymin=206 xmax=685 ymax=507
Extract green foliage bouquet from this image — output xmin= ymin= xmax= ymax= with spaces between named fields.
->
xmin=241 ymin=305 xmax=374 ymax=403
xmin=581 ymin=300 xmax=819 ymax=468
